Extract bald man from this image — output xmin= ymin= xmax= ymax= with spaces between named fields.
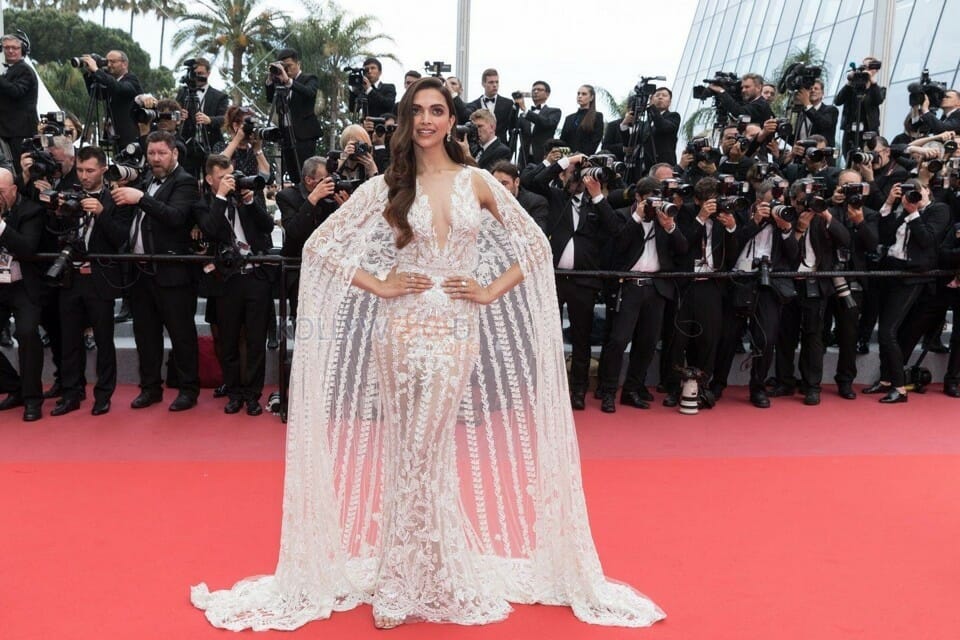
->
xmin=0 ymin=167 xmax=47 ymax=420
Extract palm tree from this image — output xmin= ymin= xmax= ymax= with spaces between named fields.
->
xmin=144 ymin=0 xmax=185 ymax=67
xmin=170 ymin=0 xmax=285 ymax=103
xmin=288 ymin=1 xmax=398 ymax=148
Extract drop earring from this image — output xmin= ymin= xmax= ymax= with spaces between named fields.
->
xmin=446 ymin=129 xmax=452 ymax=142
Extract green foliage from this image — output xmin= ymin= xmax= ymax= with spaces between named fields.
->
xmin=286 ymin=0 xmax=398 ymax=150
xmin=35 ymin=61 xmax=89 ymax=118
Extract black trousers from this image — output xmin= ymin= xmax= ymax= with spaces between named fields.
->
xmin=715 ymin=287 xmax=782 ymax=391
xmin=130 ymin=275 xmax=199 ymax=398
xmin=664 ymin=280 xmax=723 ymax=392
xmin=216 ymin=272 xmax=272 ymax=401
xmin=59 ymin=275 xmax=116 ymax=403
xmin=556 ymin=276 xmax=599 ymax=393
xmin=877 ymin=279 xmax=923 ymax=387
xmin=832 ymin=289 xmax=864 ymax=385
xmin=281 ymin=139 xmax=318 ymax=184
xmin=776 ymin=282 xmax=827 ymax=390
xmin=597 ymin=281 xmax=666 ymax=394
xmin=897 ymin=284 xmax=959 ymax=381
xmin=41 ymin=295 xmax=63 ymax=384
xmin=858 ymin=282 xmax=880 ymax=344
xmin=0 ymin=282 xmax=43 ymax=402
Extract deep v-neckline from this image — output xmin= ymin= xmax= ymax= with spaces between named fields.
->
xmin=416 ymin=167 xmax=468 ymax=252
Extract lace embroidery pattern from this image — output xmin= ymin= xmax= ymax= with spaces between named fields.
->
xmin=191 ymin=167 xmax=665 ymax=629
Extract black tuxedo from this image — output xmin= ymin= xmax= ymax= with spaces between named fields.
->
xmin=519 ymin=104 xmax=561 ymax=165
xmin=714 ymin=92 xmax=773 ymax=124
xmin=0 ymin=60 xmax=39 ymax=164
xmin=85 ymin=70 xmax=143 ymax=147
xmin=176 ymin=84 xmax=230 ymax=147
xmin=515 ymin=188 xmax=550 ymax=233
xmin=0 ymin=197 xmax=46 ymax=404
xmin=197 ymin=194 xmax=275 ymax=402
xmin=834 ymin=82 xmax=886 ymax=153
xmin=602 ymin=119 xmax=627 ymax=161
xmin=276 ymin=183 xmax=338 ymax=315
xmin=620 ymin=108 xmax=681 ymax=171
xmin=58 ymin=191 xmax=131 ymax=405
xmin=919 ymin=108 xmax=960 ymax=136
xmin=349 ymin=81 xmax=397 ymax=118
xmin=560 ymin=110 xmax=603 ymax=155
xmin=266 ymin=73 xmax=323 ymax=182
xmin=475 ymin=138 xmax=512 ymax=171
xmin=598 ymin=209 xmax=688 ymax=396
xmin=865 ymin=161 xmax=910 ymax=211
xmin=125 ymin=165 xmax=201 ymax=400
xmin=466 ymin=95 xmax=517 ymax=145
xmin=792 ymin=102 xmax=840 ymax=147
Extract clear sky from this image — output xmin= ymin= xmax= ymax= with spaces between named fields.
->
xmin=81 ymin=0 xmax=699 ymax=122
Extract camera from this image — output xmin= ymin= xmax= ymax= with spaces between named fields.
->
xmin=105 ymin=142 xmax=144 ymax=184
xmin=716 ymin=195 xmax=748 ymax=214
xmin=660 ymin=178 xmax=692 ymax=199
xmin=693 ymin=71 xmax=741 ymax=101
xmin=367 ymin=117 xmax=396 ymax=137
xmin=179 ymin=58 xmax=200 ymax=90
xmin=231 ymin=171 xmax=266 ymax=192
xmin=323 ymin=152 xmax=366 ymax=196
xmin=899 ymin=183 xmax=923 ymax=204
xmin=26 ymin=148 xmax=60 ymax=182
xmin=352 ymin=141 xmax=371 ymax=157
xmin=269 ymin=62 xmax=285 ymax=77
xmin=770 ymin=202 xmax=798 ymax=225
xmin=846 ymin=59 xmax=881 ymax=91
xmin=241 ymin=115 xmax=281 ymax=142
xmin=344 ymin=66 xmax=366 ymax=91
xmin=842 ymin=182 xmax=870 ymax=206
xmin=752 ymin=255 xmax=772 ymax=287
xmin=579 ymin=154 xmax=626 ymax=183
xmin=796 ymin=177 xmax=829 ymax=212
xmin=511 ymin=90 xmax=531 ymax=100
xmin=40 ymin=187 xmax=86 ymax=217
xmin=424 ymin=60 xmax=451 ymax=77
xmin=849 ymin=150 xmax=878 ymax=165
xmin=39 ymin=112 xmax=66 ymax=136
xmin=908 ymin=69 xmax=947 ymax=110
xmin=779 ymin=62 xmax=822 ymax=92
xmin=69 ymin=53 xmax=107 ymax=70
xmin=804 ymin=146 xmax=835 ymax=163
xmin=770 ymin=118 xmax=792 ymax=140
xmin=685 ymin=137 xmax=721 ymax=164
xmin=455 ymin=121 xmax=478 ymax=145
xmin=133 ymin=107 xmax=182 ymax=125
xmin=643 ymin=197 xmax=678 ymax=220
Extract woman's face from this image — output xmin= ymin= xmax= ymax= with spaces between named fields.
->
xmin=410 ymin=88 xmax=455 ymax=151
xmin=576 ymin=86 xmax=592 ymax=108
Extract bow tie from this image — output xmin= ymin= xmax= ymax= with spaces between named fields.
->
xmin=531 ymin=105 xmax=541 ymax=111
xmin=2 ymin=63 xmax=11 ymax=68
xmin=151 ymin=176 xmax=165 ymax=186
xmin=484 ymin=96 xmax=496 ymax=105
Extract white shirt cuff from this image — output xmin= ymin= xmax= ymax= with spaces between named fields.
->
xmin=904 ymin=211 xmax=921 ymax=223
xmin=0 ymin=220 xmax=6 ymax=236
xmin=215 ymin=194 xmax=228 ymax=201
xmin=557 ymin=157 xmax=571 ymax=170
xmin=590 ymin=194 xmax=604 ymax=204
xmin=880 ymin=203 xmax=893 ymax=217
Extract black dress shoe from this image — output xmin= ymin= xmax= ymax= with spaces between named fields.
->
xmin=803 ymin=389 xmax=821 ymax=406
xmin=43 ymin=381 xmax=63 ymax=399
xmin=768 ymin=384 xmax=796 ymax=397
xmin=862 ymin=381 xmax=891 ymax=394
xmin=592 ymin=387 xmax=603 ymax=400
xmin=224 ymin=398 xmax=243 ymax=414
xmin=635 ymin=386 xmax=654 ymax=402
xmin=114 ymin=303 xmax=132 ymax=323
xmin=750 ymin=389 xmax=771 ymax=408
xmin=83 ymin=334 xmax=97 ymax=351
xmin=570 ymin=392 xmax=586 ymax=411
xmin=837 ymin=383 xmax=857 ymax=400
xmin=655 ymin=383 xmax=667 ymax=394
xmin=130 ymin=391 xmax=162 ymax=409
xmin=50 ymin=398 xmax=81 ymax=416
xmin=267 ymin=335 xmax=279 ymax=350
xmin=879 ymin=389 xmax=908 ymax=404
xmin=600 ymin=394 xmax=616 ymax=413
xmin=662 ymin=393 xmax=679 ymax=408
xmin=91 ymin=400 xmax=111 ymax=416
xmin=620 ymin=391 xmax=650 ymax=409
xmin=856 ymin=340 xmax=870 ymax=355
xmin=0 ymin=393 xmax=24 ymax=411
xmin=246 ymin=400 xmax=263 ymax=416
xmin=169 ymin=394 xmax=197 ymax=412
xmin=945 ymin=383 xmax=960 ymax=398
xmin=213 ymin=384 xmax=228 ymax=398
xmin=23 ymin=402 xmax=42 ymax=422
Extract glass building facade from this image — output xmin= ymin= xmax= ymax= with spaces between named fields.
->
xmin=672 ymin=0 xmax=960 ymax=143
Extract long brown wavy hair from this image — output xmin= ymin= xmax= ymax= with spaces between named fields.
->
xmin=384 ymin=76 xmax=474 ymax=249
xmin=578 ymin=84 xmax=598 ymax=134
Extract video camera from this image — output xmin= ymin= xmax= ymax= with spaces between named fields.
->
xmin=424 ymin=60 xmax=451 ymax=78
xmin=344 ymin=66 xmax=366 ymax=92
xmin=69 ymin=53 xmax=107 ymax=70
xmin=579 ymin=154 xmax=626 ymax=183
xmin=39 ymin=112 xmax=67 ymax=137
xmin=846 ymin=59 xmax=881 ymax=91
xmin=179 ymin=58 xmax=201 ymax=91
xmin=692 ymin=71 xmax=741 ymax=101
xmin=779 ymin=63 xmax=822 ymax=93
xmin=908 ymin=68 xmax=947 ymax=110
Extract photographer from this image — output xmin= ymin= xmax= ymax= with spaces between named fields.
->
xmin=463 ymin=109 xmax=511 ymax=171
xmin=0 ymin=167 xmax=46 ymax=421
xmin=517 ymin=81 xmax=562 ymax=165
xmin=366 ymin=113 xmax=396 ymax=172
xmin=521 ymin=151 xmax=622 ymax=409
xmin=717 ymin=124 xmax=757 ymax=182
xmin=276 ymin=156 xmax=349 ymax=316
xmin=678 ymin=135 xmax=720 ymax=184
xmin=49 ymin=146 xmax=130 ymax=417
xmin=620 ymin=87 xmax=681 ymax=171
xmin=866 ymin=179 xmax=951 ymax=403
xmin=465 ymin=69 xmax=516 ymax=145
xmin=662 ymin=176 xmax=739 ymax=408
xmin=771 ymin=179 xmax=851 ymax=406
xmin=490 ymin=160 xmax=549 ymax=232
xmin=80 ymin=50 xmax=143 ymax=147
xmin=708 ymin=72 xmax=773 ymax=125
xmin=714 ymin=179 xmax=798 ymax=408
xmin=444 ymin=76 xmax=471 ymax=124
xmin=792 ymin=80 xmax=839 ymax=147
xmin=347 ymin=57 xmax=396 ymax=119
xmin=597 ymin=177 xmax=687 ymax=412
xmin=20 ymin=135 xmax=78 ymax=200
xmin=265 ymin=48 xmax=322 ymax=184
xmin=336 ymin=124 xmax=379 ymax=181
xmin=175 ymin=57 xmax=230 ymax=149
xmin=783 ymin=135 xmax=840 ymax=193
xmin=110 ymin=130 xmax=201 ymax=412
xmin=933 ymin=223 xmax=960 ymax=397
xmin=834 ymin=56 xmax=885 ymax=155
xmin=215 ymin=105 xmax=273 ymax=207
xmin=0 ymin=34 xmax=38 ymax=173
xmin=825 ymin=169 xmax=879 ymax=399
xmin=197 ymin=154 xmax=274 ymax=416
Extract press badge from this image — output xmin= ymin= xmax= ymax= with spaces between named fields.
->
xmin=0 ymin=252 xmax=23 ymax=284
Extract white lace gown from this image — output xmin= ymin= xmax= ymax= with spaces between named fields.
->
xmin=191 ymin=167 xmax=665 ymax=629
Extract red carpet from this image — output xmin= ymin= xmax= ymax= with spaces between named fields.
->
xmin=3 ymin=385 xmax=960 ymax=639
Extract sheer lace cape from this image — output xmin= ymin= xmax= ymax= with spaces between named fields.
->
xmin=191 ymin=167 xmax=665 ymax=629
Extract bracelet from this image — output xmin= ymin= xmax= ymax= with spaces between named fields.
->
xmin=255 ymin=150 xmax=264 ymax=156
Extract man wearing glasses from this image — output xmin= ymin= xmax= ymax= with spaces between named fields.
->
xmin=0 ymin=34 xmax=38 ymax=174
xmin=80 ymin=50 xmax=143 ymax=148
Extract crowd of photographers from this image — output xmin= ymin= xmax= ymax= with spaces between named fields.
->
xmin=0 ymin=36 xmax=959 ymax=421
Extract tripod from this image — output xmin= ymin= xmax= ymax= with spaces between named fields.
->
xmin=266 ymin=84 xmax=300 ymax=186
xmin=508 ymin=103 xmax=526 ymax=168
xmin=623 ymin=77 xmax=664 ymax=182
xmin=80 ymin=81 xmax=115 ymax=153
xmin=179 ymin=86 xmax=210 ymax=178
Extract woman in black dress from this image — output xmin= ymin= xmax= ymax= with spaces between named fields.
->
xmin=560 ymin=84 xmax=603 ymax=155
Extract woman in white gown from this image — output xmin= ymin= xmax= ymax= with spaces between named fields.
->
xmin=191 ymin=76 xmax=665 ymax=630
